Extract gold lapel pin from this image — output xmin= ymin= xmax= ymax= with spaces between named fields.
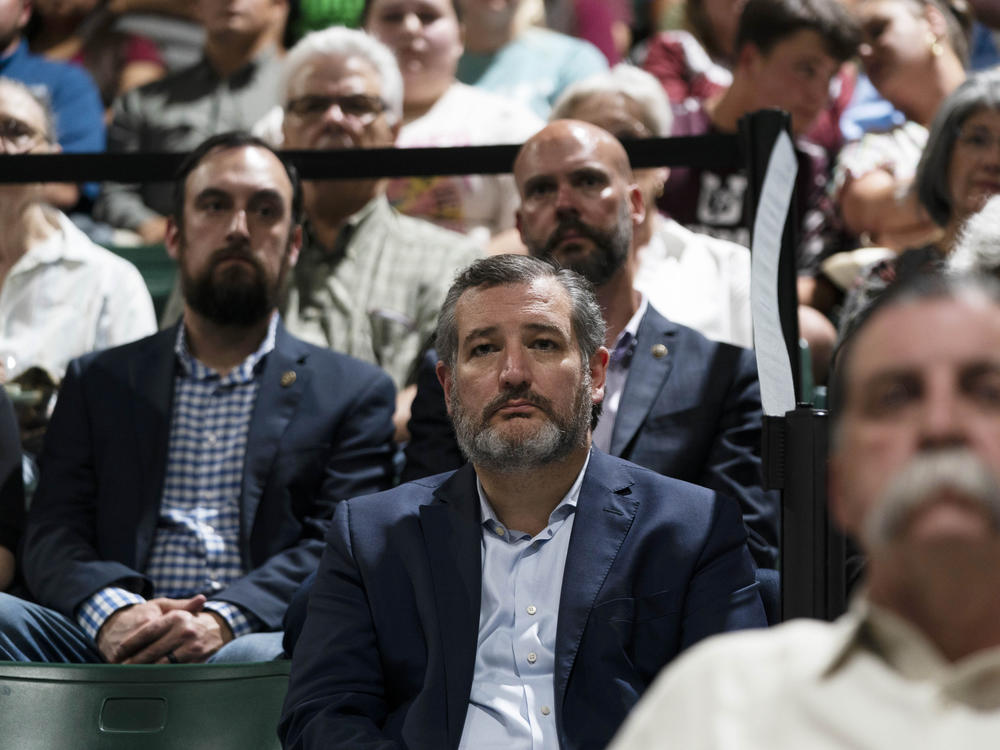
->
xmin=651 ymin=344 xmax=668 ymax=359
xmin=280 ymin=371 xmax=297 ymax=387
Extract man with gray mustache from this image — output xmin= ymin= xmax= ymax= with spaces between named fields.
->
xmin=608 ymin=271 xmax=1000 ymax=749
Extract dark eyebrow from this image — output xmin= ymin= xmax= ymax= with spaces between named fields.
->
xmin=522 ymin=175 xmax=555 ymax=193
xmin=193 ymin=187 xmax=231 ymax=204
xmin=462 ymin=325 xmax=498 ymax=345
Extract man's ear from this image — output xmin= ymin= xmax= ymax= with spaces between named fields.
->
xmin=164 ymin=216 xmax=181 ymax=260
xmin=287 ymin=224 xmax=303 ymax=268
xmin=737 ymin=41 xmax=761 ymax=75
xmin=436 ymin=360 xmax=453 ymax=414
xmin=628 ymin=183 xmax=645 ymax=229
xmin=589 ymin=346 xmax=610 ymax=407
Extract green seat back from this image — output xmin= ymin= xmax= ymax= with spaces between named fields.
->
xmin=0 ymin=661 xmax=290 ymax=750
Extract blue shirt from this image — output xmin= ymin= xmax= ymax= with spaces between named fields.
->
xmin=75 ymin=316 xmax=278 ymax=640
xmin=0 ymin=40 xmax=105 ymax=155
xmin=459 ymin=452 xmax=591 ymax=750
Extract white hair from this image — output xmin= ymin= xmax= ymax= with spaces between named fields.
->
xmin=950 ymin=195 xmax=1000 ymax=276
xmin=549 ymin=63 xmax=673 ymax=137
xmin=281 ymin=26 xmax=404 ymax=126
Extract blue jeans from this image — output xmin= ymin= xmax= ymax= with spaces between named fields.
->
xmin=0 ymin=593 xmax=284 ymax=663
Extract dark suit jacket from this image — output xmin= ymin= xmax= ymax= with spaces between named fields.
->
xmin=403 ymin=305 xmax=778 ymax=567
xmin=22 ymin=322 xmax=396 ymax=630
xmin=279 ymin=449 xmax=766 ymax=750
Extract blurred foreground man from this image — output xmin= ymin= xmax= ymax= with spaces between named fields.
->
xmin=280 ymin=254 xmax=765 ymax=750
xmin=610 ymin=272 xmax=1000 ymax=749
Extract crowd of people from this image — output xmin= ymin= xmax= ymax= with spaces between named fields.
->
xmin=2 ymin=0 xmax=1000 ymax=746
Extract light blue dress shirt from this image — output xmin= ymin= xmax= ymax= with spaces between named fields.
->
xmin=458 ymin=453 xmax=591 ymax=749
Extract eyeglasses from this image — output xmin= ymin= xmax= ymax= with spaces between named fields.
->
xmin=0 ymin=117 xmax=45 ymax=152
xmin=955 ymin=125 xmax=1000 ymax=153
xmin=285 ymin=94 xmax=387 ymax=124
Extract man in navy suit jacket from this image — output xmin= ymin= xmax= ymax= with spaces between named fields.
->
xmin=0 ymin=133 xmax=396 ymax=665
xmin=280 ymin=254 xmax=765 ymax=749
xmin=405 ymin=120 xmax=777 ymax=568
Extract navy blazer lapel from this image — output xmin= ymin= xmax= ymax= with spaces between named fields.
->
xmin=128 ymin=329 xmax=178 ymax=555
xmin=610 ymin=307 xmax=679 ymax=456
xmin=554 ymin=450 xmax=638 ymax=718
xmin=419 ymin=464 xmax=482 ymax=749
xmin=240 ymin=324 xmax=311 ymax=548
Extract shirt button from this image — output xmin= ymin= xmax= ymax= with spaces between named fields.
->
xmin=205 ymin=432 xmax=217 ymax=445
xmin=526 ymin=605 xmax=537 ymax=615
xmin=526 ymin=652 xmax=537 ymax=664
xmin=541 ymin=706 xmax=551 ymax=716
xmin=494 ymin=525 xmax=504 ymax=536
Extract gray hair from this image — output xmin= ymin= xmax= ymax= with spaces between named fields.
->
xmin=916 ymin=69 xmax=1000 ymax=227
xmin=550 ymin=64 xmax=673 ymax=137
xmin=0 ymin=77 xmax=56 ymax=143
xmin=830 ymin=271 xmax=1000 ymax=436
xmin=436 ymin=254 xmax=605 ymax=369
xmin=281 ymin=27 xmax=404 ymax=125
xmin=949 ymin=195 xmax=1000 ymax=275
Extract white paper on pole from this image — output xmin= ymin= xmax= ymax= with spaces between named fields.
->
xmin=751 ymin=130 xmax=798 ymax=417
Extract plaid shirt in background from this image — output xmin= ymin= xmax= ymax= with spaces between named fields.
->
xmin=76 ymin=315 xmax=279 ymax=640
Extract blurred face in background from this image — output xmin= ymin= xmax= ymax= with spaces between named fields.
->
xmin=947 ymin=108 xmax=1000 ymax=227
xmin=365 ymin=0 xmax=463 ymax=109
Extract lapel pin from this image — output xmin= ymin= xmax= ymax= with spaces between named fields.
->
xmin=651 ymin=344 xmax=668 ymax=359
xmin=280 ymin=371 xmax=297 ymax=387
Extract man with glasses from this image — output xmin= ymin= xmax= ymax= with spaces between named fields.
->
xmin=276 ymin=27 xmax=481 ymax=439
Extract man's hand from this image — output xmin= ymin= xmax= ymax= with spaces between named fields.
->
xmin=117 ymin=596 xmax=233 ymax=664
xmin=96 ymin=598 xmax=181 ymax=663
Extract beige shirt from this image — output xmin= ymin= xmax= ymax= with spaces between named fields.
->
xmin=282 ymin=195 xmax=481 ymax=389
xmin=608 ymin=595 xmax=1000 ymax=749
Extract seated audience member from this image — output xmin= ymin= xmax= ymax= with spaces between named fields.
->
xmin=0 ymin=132 xmax=396 ymax=665
xmin=362 ymin=0 xmax=543 ymax=250
xmin=27 ymin=0 xmax=167 ymax=116
xmin=95 ymin=0 xmax=289 ymax=244
xmin=0 ymin=0 xmax=105 ymax=209
xmin=661 ymin=0 xmax=859 ymax=312
xmin=274 ymin=28 xmax=481 ymax=440
xmin=0 ymin=388 xmax=22 ymax=592
xmin=551 ymin=64 xmax=752 ymax=347
xmin=834 ymin=0 xmax=969 ymax=251
xmin=279 ymin=254 xmax=767 ymax=749
xmin=609 ymin=271 xmax=1000 ymax=749
xmin=405 ymin=121 xmax=778 ymax=569
xmin=0 ymin=77 xmax=156 ymax=383
xmin=840 ymin=70 xmax=1000 ymax=335
xmin=641 ymin=0 xmax=851 ymax=156
xmin=455 ymin=0 xmax=608 ymax=118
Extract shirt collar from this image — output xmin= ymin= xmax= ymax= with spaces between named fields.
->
xmin=174 ymin=312 xmax=279 ymax=383
xmin=476 ymin=450 xmax=592 ymax=541
xmin=302 ymin=194 xmax=384 ymax=261
xmin=821 ymin=593 xmax=1000 ymax=708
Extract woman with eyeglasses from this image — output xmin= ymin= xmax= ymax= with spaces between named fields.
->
xmin=840 ymin=69 xmax=1000 ymax=333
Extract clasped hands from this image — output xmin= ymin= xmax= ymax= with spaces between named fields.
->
xmin=96 ymin=594 xmax=234 ymax=664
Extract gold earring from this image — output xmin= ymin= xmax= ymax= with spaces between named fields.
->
xmin=928 ymin=33 xmax=943 ymax=57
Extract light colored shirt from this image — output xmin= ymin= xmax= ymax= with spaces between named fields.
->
xmin=608 ymin=594 xmax=1000 ymax=749
xmin=459 ymin=452 xmax=591 ymax=750
xmin=389 ymin=82 xmax=543 ymax=246
xmin=634 ymin=216 xmax=752 ymax=348
xmin=591 ymin=297 xmax=646 ymax=453
xmin=0 ymin=207 xmax=155 ymax=381
xmin=75 ymin=316 xmax=278 ymax=640
xmin=282 ymin=195 xmax=481 ymax=388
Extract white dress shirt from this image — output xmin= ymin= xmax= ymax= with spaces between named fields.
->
xmin=608 ymin=594 xmax=1000 ymax=749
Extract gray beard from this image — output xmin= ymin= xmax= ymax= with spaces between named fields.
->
xmin=863 ymin=447 xmax=1000 ymax=549
xmin=450 ymin=371 xmax=592 ymax=474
